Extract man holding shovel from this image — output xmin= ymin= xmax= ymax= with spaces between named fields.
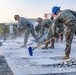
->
xmin=41 ymin=17 xmax=55 ymax=49
xmin=14 ymin=15 xmax=39 ymax=48
xmin=51 ymin=6 xmax=76 ymax=59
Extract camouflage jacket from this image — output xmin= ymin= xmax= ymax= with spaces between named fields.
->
xmin=40 ymin=19 xmax=53 ymax=36
xmin=18 ymin=17 xmax=34 ymax=31
xmin=53 ymin=9 xmax=76 ymax=34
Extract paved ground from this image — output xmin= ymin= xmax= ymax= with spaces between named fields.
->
xmin=0 ymin=55 xmax=14 ymax=75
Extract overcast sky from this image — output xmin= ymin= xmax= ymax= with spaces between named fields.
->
xmin=0 ymin=0 xmax=76 ymax=22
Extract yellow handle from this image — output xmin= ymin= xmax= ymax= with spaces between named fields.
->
xmin=6 ymin=34 xmax=14 ymax=40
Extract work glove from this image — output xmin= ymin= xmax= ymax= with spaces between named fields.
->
xmin=53 ymin=33 xmax=58 ymax=38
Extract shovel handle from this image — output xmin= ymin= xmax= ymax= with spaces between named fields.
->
xmin=34 ymin=31 xmax=64 ymax=50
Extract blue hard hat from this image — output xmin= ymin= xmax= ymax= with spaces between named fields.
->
xmin=52 ymin=6 xmax=60 ymax=14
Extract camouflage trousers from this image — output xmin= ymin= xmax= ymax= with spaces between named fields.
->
xmin=46 ymin=28 xmax=54 ymax=46
xmin=24 ymin=27 xmax=37 ymax=46
xmin=65 ymin=25 xmax=75 ymax=55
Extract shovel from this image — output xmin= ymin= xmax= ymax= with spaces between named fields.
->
xmin=0 ymin=34 xmax=14 ymax=47
xmin=28 ymin=31 xmax=64 ymax=56
xmin=0 ymin=28 xmax=27 ymax=47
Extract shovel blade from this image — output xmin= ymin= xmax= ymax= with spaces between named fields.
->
xmin=28 ymin=47 xmax=33 ymax=56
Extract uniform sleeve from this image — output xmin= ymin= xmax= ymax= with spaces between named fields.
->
xmin=52 ymin=19 xmax=59 ymax=34
xmin=17 ymin=20 xmax=22 ymax=30
xmin=21 ymin=20 xmax=29 ymax=27
xmin=40 ymin=23 xmax=45 ymax=36
xmin=52 ymin=13 xmax=62 ymax=34
xmin=18 ymin=19 xmax=28 ymax=31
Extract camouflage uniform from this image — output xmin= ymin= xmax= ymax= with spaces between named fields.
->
xmin=18 ymin=17 xmax=37 ymax=47
xmin=53 ymin=9 xmax=76 ymax=56
xmin=56 ymin=23 xmax=64 ymax=42
xmin=46 ymin=23 xmax=54 ymax=48
xmin=35 ymin=23 xmax=41 ymax=37
xmin=40 ymin=19 xmax=54 ymax=48
xmin=40 ymin=19 xmax=53 ymax=36
xmin=35 ymin=17 xmax=43 ymax=37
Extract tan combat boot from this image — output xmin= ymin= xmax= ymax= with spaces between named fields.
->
xmin=62 ymin=55 xmax=69 ymax=60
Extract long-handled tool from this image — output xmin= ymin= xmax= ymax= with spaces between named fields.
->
xmin=0 ymin=28 xmax=26 ymax=47
xmin=0 ymin=34 xmax=14 ymax=47
xmin=28 ymin=31 xmax=64 ymax=56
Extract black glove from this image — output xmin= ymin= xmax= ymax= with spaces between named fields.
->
xmin=53 ymin=33 xmax=58 ymax=38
